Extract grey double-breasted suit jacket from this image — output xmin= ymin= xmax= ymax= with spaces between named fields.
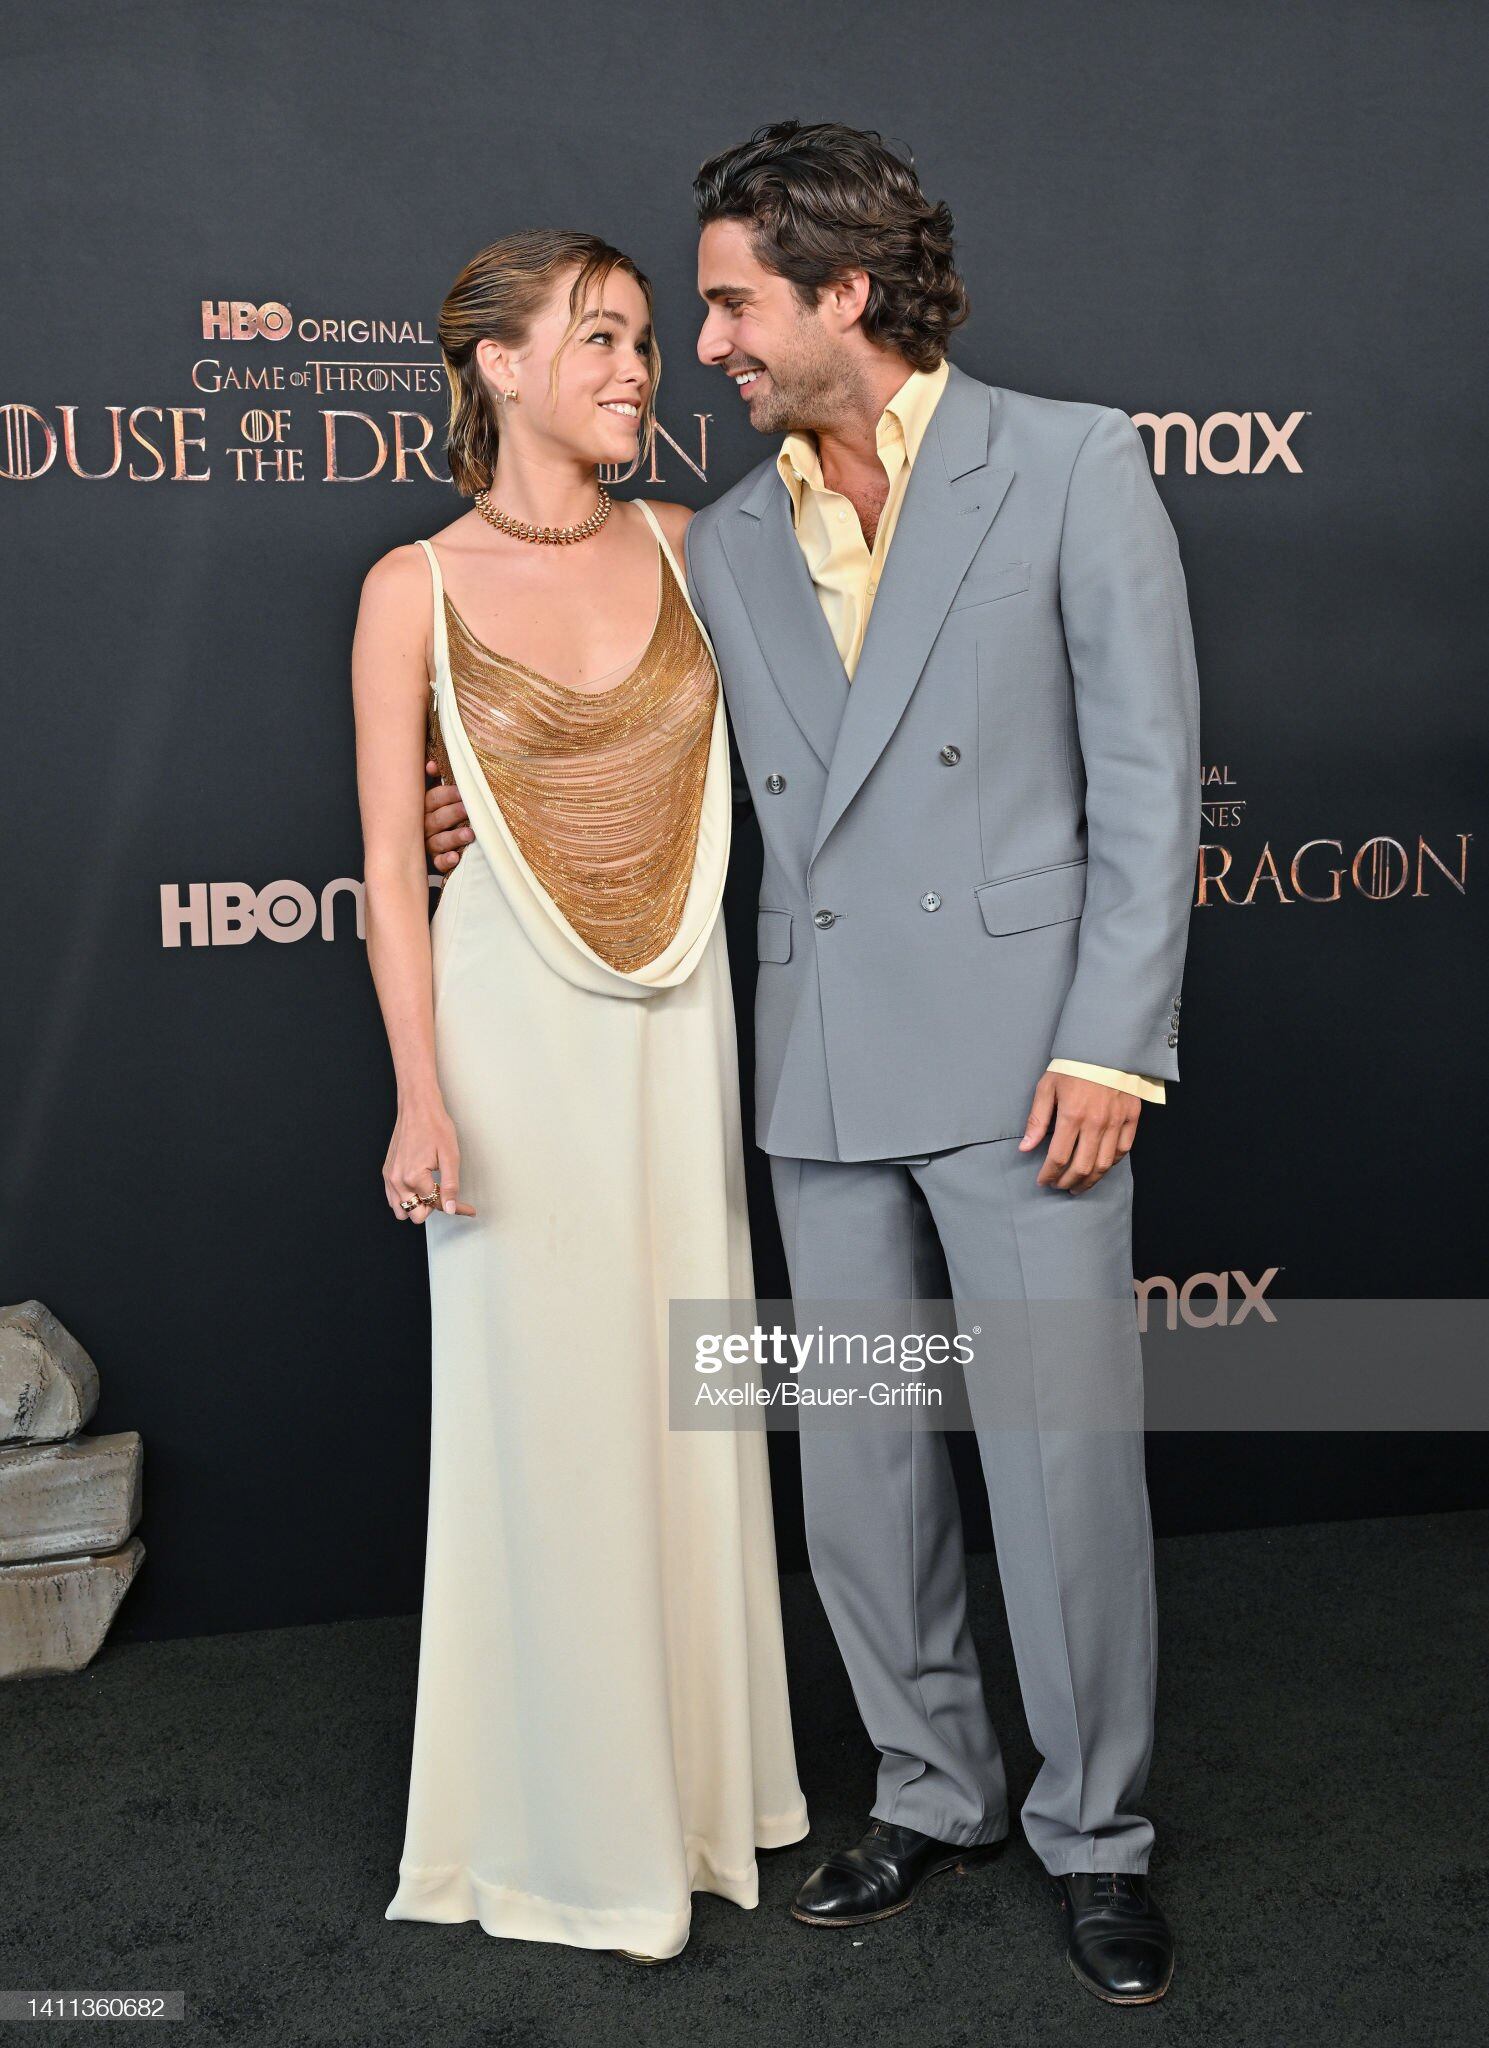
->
xmin=683 ymin=361 xmax=1201 ymax=1162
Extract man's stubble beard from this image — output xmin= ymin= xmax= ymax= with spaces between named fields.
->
xmin=748 ymin=320 xmax=862 ymax=438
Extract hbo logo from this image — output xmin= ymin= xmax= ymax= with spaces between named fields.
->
xmin=199 ymin=300 xmax=294 ymax=342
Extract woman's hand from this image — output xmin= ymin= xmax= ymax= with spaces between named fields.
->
xmin=383 ymin=1095 xmax=477 ymax=1221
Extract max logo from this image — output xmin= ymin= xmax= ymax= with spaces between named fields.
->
xmin=1131 ymin=411 xmax=1305 ymax=476
xmin=1133 ymin=1267 xmax=1281 ymax=1330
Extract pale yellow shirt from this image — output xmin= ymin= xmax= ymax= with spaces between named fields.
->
xmin=776 ymin=360 xmax=1165 ymax=1105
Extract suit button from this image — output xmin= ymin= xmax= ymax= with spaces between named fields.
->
xmin=765 ymin=773 xmax=786 ymax=793
xmin=939 ymin=744 xmax=961 ymax=765
xmin=1172 ymin=997 xmax=1182 ymax=1012
xmin=921 ymin=892 xmax=942 ymax=911
xmin=1167 ymin=1031 xmax=1179 ymax=1046
xmin=813 ymin=908 xmax=836 ymax=928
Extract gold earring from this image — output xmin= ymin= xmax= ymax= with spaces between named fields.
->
xmin=499 ymin=386 xmax=518 ymax=402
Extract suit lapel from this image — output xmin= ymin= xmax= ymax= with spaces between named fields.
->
xmin=809 ymin=367 xmax=1014 ymax=868
xmin=719 ymin=468 xmax=849 ymax=770
xmin=715 ymin=365 xmax=1016 ymax=858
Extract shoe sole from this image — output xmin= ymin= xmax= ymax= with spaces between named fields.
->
xmin=789 ymin=1842 xmax=1005 ymax=1928
xmin=1067 ymin=1950 xmax=1175 ymax=2004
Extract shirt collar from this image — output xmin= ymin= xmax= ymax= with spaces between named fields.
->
xmin=776 ymin=357 xmax=951 ymax=512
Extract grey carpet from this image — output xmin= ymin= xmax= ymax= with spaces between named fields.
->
xmin=3 ymin=1510 xmax=1484 ymax=2046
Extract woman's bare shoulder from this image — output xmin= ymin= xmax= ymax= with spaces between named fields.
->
xmin=643 ymin=499 xmax=695 ymax=553
xmin=361 ymin=506 xmax=477 ymax=598
xmin=358 ymin=540 xmax=431 ymax=624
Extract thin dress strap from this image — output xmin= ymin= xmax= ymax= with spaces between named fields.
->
xmin=414 ymin=537 xmax=447 ymax=692
xmin=631 ymin=498 xmax=722 ymax=675
xmin=414 ymin=537 xmax=455 ymax=784
xmin=633 ymin=498 xmax=686 ymax=596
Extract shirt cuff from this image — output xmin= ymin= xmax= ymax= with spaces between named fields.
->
xmin=1046 ymin=1058 xmax=1166 ymax=1105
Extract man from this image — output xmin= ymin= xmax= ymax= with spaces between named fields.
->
xmin=425 ymin=122 xmax=1200 ymax=2004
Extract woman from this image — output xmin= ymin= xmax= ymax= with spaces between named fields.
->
xmin=351 ymin=229 xmax=808 ymax=1961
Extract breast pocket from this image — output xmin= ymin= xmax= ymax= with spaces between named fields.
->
xmin=947 ymin=558 xmax=1031 ymax=613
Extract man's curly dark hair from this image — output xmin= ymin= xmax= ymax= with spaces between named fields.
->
xmin=692 ymin=120 xmax=969 ymax=371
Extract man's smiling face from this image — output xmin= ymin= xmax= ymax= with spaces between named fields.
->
xmin=695 ymin=216 xmax=846 ymax=436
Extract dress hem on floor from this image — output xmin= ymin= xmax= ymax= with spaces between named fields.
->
xmin=384 ymin=1801 xmax=811 ymax=1954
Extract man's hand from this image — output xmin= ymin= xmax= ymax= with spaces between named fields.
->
xmin=1019 ymin=1070 xmax=1141 ymax=1192
xmin=425 ymin=758 xmax=473 ymax=872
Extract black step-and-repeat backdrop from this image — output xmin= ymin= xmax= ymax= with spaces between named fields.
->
xmin=3 ymin=3 xmax=1484 ymax=1639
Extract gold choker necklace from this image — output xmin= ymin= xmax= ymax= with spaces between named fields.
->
xmin=473 ymin=483 xmax=611 ymax=546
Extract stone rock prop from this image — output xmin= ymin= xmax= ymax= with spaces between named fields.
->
xmin=1 ymin=1301 xmax=145 ymax=1677
xmin=1 ymin=1299 xmax=99 ymax=1441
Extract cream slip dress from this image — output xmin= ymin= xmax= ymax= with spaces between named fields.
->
xmin=383 ymin=499 xmax=808 ymax=1958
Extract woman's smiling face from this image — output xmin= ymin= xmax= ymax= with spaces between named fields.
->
xmin=477 ymin=261 xmax=656 ymax=466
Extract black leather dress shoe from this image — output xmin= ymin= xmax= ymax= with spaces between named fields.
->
xmin=792 ymin=1819 xmax=1005 ymax=1927
xmin=1050 ymin=1870 xmax=1174 ymax=2003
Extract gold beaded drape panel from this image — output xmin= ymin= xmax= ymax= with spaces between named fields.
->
xmin=427 ymin=545 xmax=716 ymax=973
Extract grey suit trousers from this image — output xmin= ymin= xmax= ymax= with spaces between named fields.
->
xmin=769 ymin=1136 xmax=1157 ymax=1875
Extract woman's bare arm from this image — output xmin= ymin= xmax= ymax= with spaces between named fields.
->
xmin=352 ymin=545 xmax=473 ymax=1217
